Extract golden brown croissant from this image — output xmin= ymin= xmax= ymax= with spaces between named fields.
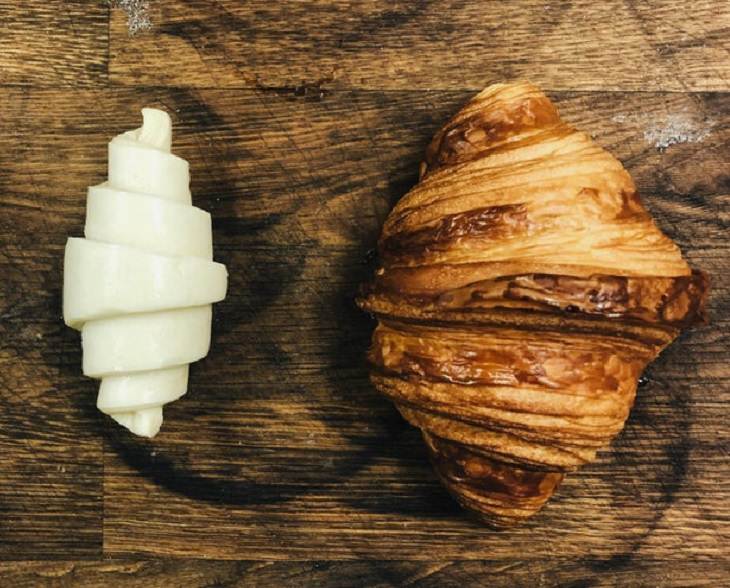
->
xmin=358 ymin=81 xmax=708 ymax=526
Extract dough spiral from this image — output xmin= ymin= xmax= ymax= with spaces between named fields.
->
xmin=63 ymin=109 xmax=228 ymax=438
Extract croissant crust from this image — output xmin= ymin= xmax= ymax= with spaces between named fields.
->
xmin=358 ymin=82 xmax=708 ymax=526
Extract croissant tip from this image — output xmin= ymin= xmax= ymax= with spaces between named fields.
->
xmin=422 ymin=432 xmax=564 ymax=526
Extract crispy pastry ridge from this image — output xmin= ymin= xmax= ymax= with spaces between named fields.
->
xmin=358 ymin=81 xmax=708 ymax=526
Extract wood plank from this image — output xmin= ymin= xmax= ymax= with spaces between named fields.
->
xmin=0 ymin=558 xmax=728 ymax=587
xmin=0 ymin=88 xmax=105 ymax=556
xmin=1 ymin=87 xmax=726 ymax=561
xmin=0 ymin=1 xmax=108 ymax=86
xmin=109 ymin=0 xmax=730 ymax=91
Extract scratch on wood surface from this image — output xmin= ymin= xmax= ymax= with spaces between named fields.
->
xmin=400 ymin=561 xmax=454 ymax=585
xmin=34 ymin=562 xmax=75 ymax=578
xmin=95 ymin=561 xmax=147 ymax=574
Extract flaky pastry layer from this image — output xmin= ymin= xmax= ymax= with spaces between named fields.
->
xmin=358 ymin=81 xmax=708 ymax=526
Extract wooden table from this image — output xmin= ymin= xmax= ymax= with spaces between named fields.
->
xmin=0 ymin=1 xmax=728 ymax=586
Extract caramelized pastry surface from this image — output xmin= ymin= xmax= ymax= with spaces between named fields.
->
xmin=358 ymin=81 xmax=708 ymax=526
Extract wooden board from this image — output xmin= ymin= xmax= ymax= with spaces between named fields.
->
xmin=0 ymin=1 xmax=728 ymax=585
xmin=1 ymin=558 xmax=730 ymax=588
xmin=108 ymin=0 xmax=730 ymax=91
xmin=0 ymin=1 xmax=108 ymax=86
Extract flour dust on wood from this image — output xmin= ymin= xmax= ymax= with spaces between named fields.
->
xmin=612 ymin=110 xmax=713 ymax=151
xmin=110 ymin=0 xmax=151 ymax=36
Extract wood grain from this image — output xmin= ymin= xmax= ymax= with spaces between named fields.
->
xmin=1 ymin=86 xmax=726 ymax=565
xmin=2 ymin=1 xmax=729 ymax=583
xmin=108 ymin=0 xmax=730 ymax=91
xmin=0 ymin=1 xmax=108 ymax=86
xmin=0 ymin=84 xmax=105 ymax=556
xmin=1 ymin=558 xmax=729 ymax=588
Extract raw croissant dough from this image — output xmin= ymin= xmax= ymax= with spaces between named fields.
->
xmin=64 ymin=109 xmax=228 ymax=438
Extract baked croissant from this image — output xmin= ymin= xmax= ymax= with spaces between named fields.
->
xmin=358 ymin=82 xmax=708 ymax=526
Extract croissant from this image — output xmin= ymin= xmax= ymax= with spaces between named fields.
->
xmin=358 ymin=82 xmax=708 ymax=526
xmin=63 ymin=109 xmax=228 ymax=438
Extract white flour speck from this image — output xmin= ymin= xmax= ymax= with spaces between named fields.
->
xmin=642 ymin=116 xmax=711 ymax=151
xmin=111 ymin=0 xmax=152 ymax=36
xmin=612 ymin=111 xmax=712 ymax=151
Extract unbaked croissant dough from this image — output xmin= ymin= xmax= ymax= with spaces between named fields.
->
xmin=64 ymin=109 xmax=228 ymax=438
xmin=358 ymin=82 xmax=708 ymax=526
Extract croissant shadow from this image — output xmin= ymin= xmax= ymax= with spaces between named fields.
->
xmin=582 ymin=360 xmax=693 ymax=570
xmin=316 ymin=241 xmax=465 ymax=519
xmin=81 ymin=222 xmax=402 ymax=511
